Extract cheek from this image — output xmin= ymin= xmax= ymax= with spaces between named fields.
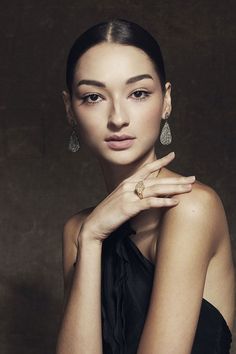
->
xmin=72 ymin=103 xmax=105 ymax=135
xmin=129 ymin=99 xmax=162 ymax=133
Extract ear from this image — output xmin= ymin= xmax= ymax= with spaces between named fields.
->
xmin=161 ymin=82 xmax=172 ymax=119
xmin=62 ymin=90 xmax=75 ymax=125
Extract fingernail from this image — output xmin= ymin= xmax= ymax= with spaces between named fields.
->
xmin=187 ymin=176 xmax=196 ymax=180
xmin=169 ymin=151 xmax=175 ymax=157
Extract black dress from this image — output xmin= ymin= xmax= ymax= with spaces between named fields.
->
xmin=101 ymin=219 xmax=232 ymax=354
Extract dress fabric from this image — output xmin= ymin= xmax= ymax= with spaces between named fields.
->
xmin=101 ymin=219 xmax=232 ymax=354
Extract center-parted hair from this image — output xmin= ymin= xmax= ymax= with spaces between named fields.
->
xmin=66 ymin=18 xmax=167 ymax=96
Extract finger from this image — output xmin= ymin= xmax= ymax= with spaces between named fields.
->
xmin=139 ymin=196 xmax=179 ymax=210
xmin=142 ymin=183 xmax=192 ymax=198
xmin=136 ymin=152 xmax=175 ymax=180
xmin=142 ymin=175 xmax=196 ymax=187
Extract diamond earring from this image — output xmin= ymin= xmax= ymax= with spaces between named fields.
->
xmin=68 ymin=120 xmax=80 ymax=152
xmin=160 ymin=112 xmax=172 ymax=145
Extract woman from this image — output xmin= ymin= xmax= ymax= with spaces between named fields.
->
xmin=56 ymin=18 xmax=235 ymax=354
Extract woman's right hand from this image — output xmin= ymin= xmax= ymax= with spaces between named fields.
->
xmin=79 ymin=152 xmax=196 ymax=245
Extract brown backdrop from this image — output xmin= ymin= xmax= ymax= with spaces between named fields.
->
xmin=0 ymin=1 xmax=235 ymax=353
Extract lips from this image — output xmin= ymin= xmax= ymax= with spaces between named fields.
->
xmin=105 ymin=134 xmax=135 ymax=141
xmin=104 ymin=134 xmax=136 ymax=150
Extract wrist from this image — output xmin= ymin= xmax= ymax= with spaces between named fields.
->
xmin=78 ymin=222 xmax=103 ymax=249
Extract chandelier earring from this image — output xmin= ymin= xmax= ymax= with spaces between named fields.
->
xmin=68 ymin=119 xmax=80 ymax=152
xmin=160 ymin=112 xmax=172 ymax=145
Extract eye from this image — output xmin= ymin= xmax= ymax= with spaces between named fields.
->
xmin=130 ymin=90 xmax=151 ymax=101
xmin=80 ymin=93 xmax=103 ymax=105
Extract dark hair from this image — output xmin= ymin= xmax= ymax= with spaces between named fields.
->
xmin=66 ymin=18 xmax=167 ymax=96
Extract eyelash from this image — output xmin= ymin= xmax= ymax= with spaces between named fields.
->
xmin=80 ymin=90 xmax=151 ymax=105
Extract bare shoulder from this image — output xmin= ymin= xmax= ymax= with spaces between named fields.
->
xmin=160 ymin=167 xmax=228 ymax=253
xmin=63 ymin=206 xmax=96 ymax=245
xmin=161 ymin=166 xmax=224 ymax=209
xmin=62 ymin=205 xmax=96 ymax=284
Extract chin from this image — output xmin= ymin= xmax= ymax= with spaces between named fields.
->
xmin=99 ymin=154 xmax=136 ymax=166
xmin=97 ymin=147 xmax=151 ymax=167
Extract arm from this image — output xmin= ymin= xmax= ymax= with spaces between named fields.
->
xmin=137 ymin=183 xmax=224 ymax=354
xmin=56 ymin=212 xmax=103 ymax=354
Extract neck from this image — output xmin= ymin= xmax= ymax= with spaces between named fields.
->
xmin=98 ymin=148 xmax=159 ymax=194
xmin=97 ymin=147 xmax=164 ymax=235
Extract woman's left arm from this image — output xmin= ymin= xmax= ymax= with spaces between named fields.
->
xmin=137 ymin=183 xmax=226 ymax=354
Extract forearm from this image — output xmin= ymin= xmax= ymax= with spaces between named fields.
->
xmin=56 ymin=229 xmax=103 ymax=354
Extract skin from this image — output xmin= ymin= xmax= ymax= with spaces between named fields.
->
xmin=58 ymin=42 xmax=235 ymax=354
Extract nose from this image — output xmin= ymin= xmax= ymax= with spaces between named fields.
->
xmin=107 ymin=99 xmax=130 ymax=129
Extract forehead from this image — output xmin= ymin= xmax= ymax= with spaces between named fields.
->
xmin=74 ymin=42 xmax=158 ymax=82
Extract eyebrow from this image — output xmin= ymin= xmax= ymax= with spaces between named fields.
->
xmin=76 ymin=74 xmax=153 ymax=88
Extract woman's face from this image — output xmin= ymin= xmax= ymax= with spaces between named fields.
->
xmin=63 ymin=42 xmax=171 ymax=165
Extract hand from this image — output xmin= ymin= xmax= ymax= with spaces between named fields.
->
xmin=80 ymin=152 xmax=195 ymax=244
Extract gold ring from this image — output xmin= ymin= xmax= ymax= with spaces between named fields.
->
xmin=135 ymin=180 xmax=145 ymax=199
